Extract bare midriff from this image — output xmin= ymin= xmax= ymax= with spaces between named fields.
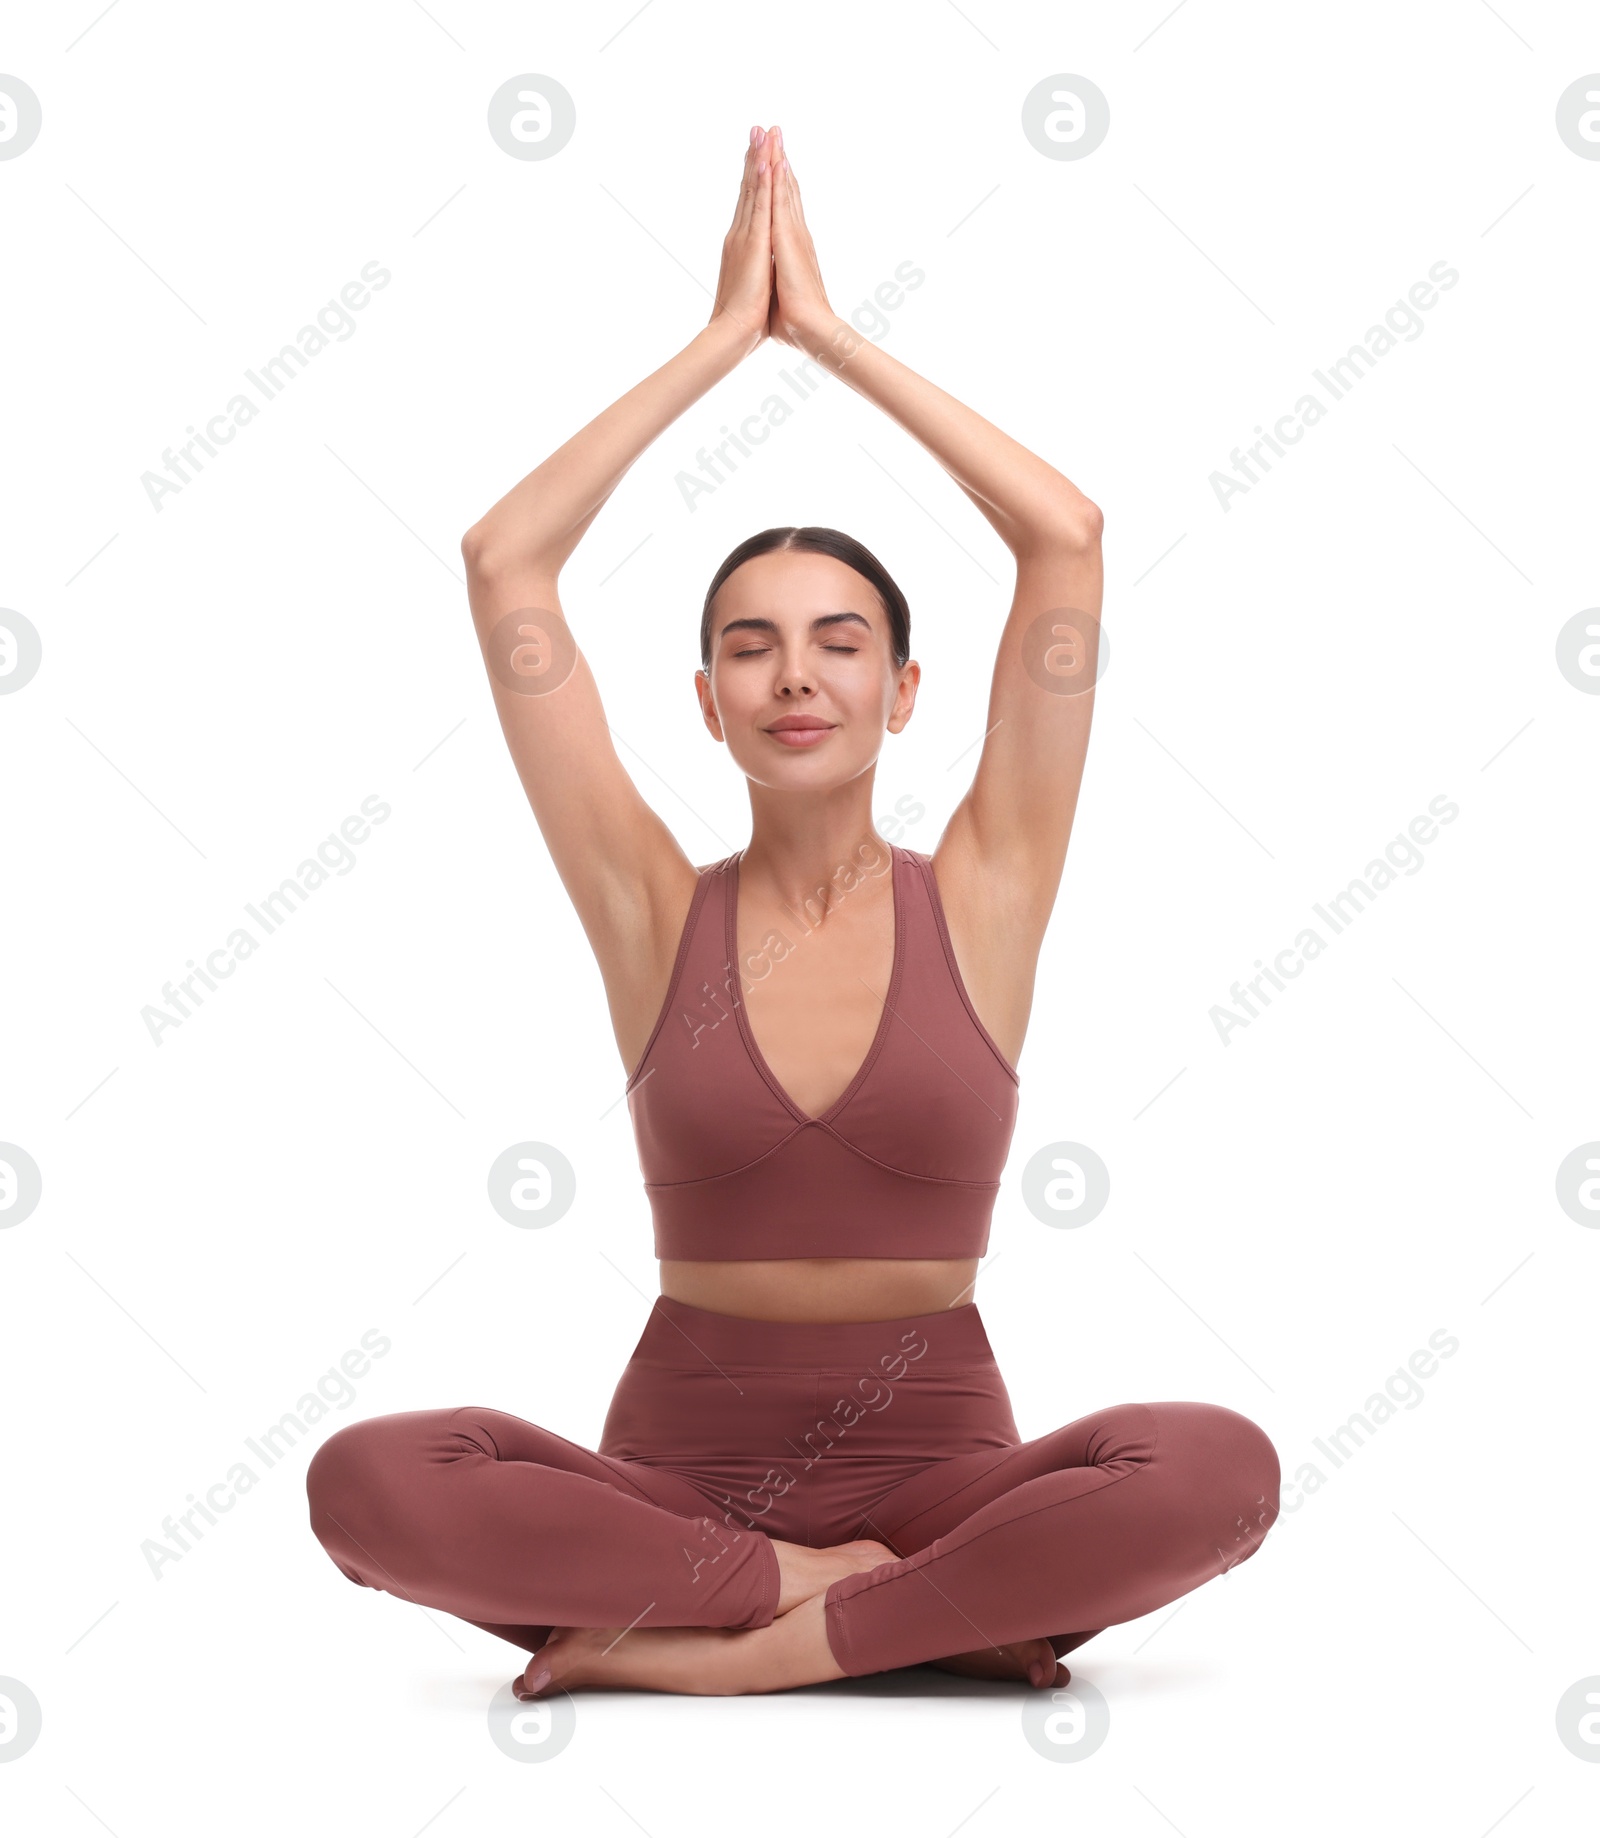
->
xmin=658 ymin=1256 xmax=981 ymax=1323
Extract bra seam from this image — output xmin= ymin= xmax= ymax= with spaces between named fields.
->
xmin=904 ymin=848 xmax=1022 ymax=1088
xmin=814 ymin=1120 xmax=1005 ymax=1186
xmin=615 ymin=1361 xmax=988 ymax=1377
xmin=642 ymin=1122 xmax=810 ymax=1190
xmin=642 ymin=1146 xmax=1001 ymax=1192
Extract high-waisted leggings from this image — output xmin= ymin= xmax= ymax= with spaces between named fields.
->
xmin=305 ymin=1295 xmax=1281 ymax=1678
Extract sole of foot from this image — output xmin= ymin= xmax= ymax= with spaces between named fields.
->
xmin=928 ymin=1637 xmax=1069 ymax=1688
xmin=514 ymin=1597 xmax=839 ymax=1700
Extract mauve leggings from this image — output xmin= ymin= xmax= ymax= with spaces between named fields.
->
xmin=306 ymin=1296 xmax=1280 ymax=1678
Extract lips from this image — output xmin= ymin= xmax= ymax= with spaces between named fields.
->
xmin=764 ymin=718 xmax=836 ymax=747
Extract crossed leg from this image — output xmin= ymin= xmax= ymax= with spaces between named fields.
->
xmin=503 ymin=1398 xmax=1280 ymax=1695
xmin=306 ymin=1405 xmax=786 ymax=1650
xmin=306 ymin=1398 xmax=1280 ymax=1695
xmin=823 ymin=1399 xmax=1282 ymax=1677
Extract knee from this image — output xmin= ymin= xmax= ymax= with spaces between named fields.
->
xmin=1149 ymin=1400 xmax=1283 ymax=1549
xmin=1204 ymin=1403 xmax=1281 ymax=1556
xmin=305 ymin=1412 xmax=420 ymax=1562
xmin=306 ymin=1405 xmax=501 ymax=1582
xmin=1221 ymin=1405 xmax=1280 ymax=1544
xmin=305 ymin=1418 xmax=376 ymax=1548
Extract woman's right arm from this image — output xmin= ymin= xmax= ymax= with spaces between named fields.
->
xmin=461 ymin=313 xmax=754 ymax=583
xmin=461 ymin=130 xmax=775 ymax=1072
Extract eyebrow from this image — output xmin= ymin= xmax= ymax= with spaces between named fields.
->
xmin=716 ymin=611 xmax=874 ymax=643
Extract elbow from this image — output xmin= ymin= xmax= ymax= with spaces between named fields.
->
xmin=1050 ymin=494 xmax=1103 ymax=551
xmin=461 ymin=519 xmax=563 ymax=585
xmin=460 ymin=521 xmax=497 ymax=578
xmin=461 ymin=521 xmax=524 ymax=585
xmin=1021 ymin=492 xmax=1103 ymax=557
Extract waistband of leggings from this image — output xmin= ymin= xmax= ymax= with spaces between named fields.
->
xmin=631 ymin=1293 xmax=999 ymax=1373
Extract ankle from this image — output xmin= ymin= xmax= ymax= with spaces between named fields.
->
xmin=771 ymin=1539 xmax=827 ymax=1614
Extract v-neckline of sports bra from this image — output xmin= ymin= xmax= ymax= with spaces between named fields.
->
xmin=726 ymin=843 xmax=905 ymax=1128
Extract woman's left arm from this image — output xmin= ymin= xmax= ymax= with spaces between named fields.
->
xmin=767 ymin=133 xmax=1102 ymax=943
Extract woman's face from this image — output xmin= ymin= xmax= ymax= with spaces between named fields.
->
xmin=697 ymin=550 xmax=918 ymax=787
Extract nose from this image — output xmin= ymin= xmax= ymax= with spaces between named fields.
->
xmin=775 ymin=654 xmax=818 ymax=696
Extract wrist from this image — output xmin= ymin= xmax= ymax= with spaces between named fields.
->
xmin=793 ymin=311 xmax=864 ymax=368
xmin=703 ymin=310 xmax=765 ymax=364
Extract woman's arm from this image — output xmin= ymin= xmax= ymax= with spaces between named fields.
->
xmin=765 ymin=131 xmax=1100 ymax=557
xmin=460 ymin=131 xmax=777 ymax=1075
xmin=461 ymin=315 xmax=753 ymax=584
xmin=464 ymin=134 xmax=774 ymax=581
xmin=766 ymin=130 xmax=1103 ymax=958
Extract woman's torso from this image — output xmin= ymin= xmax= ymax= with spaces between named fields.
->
xmin=614 ymin=839 xmax=1034 ymax=1321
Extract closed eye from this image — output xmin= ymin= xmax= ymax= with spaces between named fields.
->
xmin=732 ymin=644 xmax=859 ymax=656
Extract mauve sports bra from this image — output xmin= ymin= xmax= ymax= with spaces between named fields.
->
xmin=626 ymin=843 xmax=1021 ymax=1261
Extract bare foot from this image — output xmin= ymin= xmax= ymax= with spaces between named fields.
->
xmin=929 ymin=1637 xmax=1069 ymax=1689
xmin=770 ymin=1536 xmax=897 ymax=1614
xmin=513 ymin=1590 xmax=846 ymax=1699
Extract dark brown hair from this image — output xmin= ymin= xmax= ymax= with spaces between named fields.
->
xmin=699 ymin=526 xmax=911 ymax=672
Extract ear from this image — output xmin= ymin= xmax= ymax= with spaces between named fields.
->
xmin=887 ymin=660 xmax=920 ymax=734
xmin=695 ymin=668 xmax=727 ymax=742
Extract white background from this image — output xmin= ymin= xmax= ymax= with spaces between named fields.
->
xmin=3 ymin=0 xmax=1598 ymax=1829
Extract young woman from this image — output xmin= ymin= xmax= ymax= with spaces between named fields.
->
xmin=306 ymin=125 xmax=1280 ymax=1699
